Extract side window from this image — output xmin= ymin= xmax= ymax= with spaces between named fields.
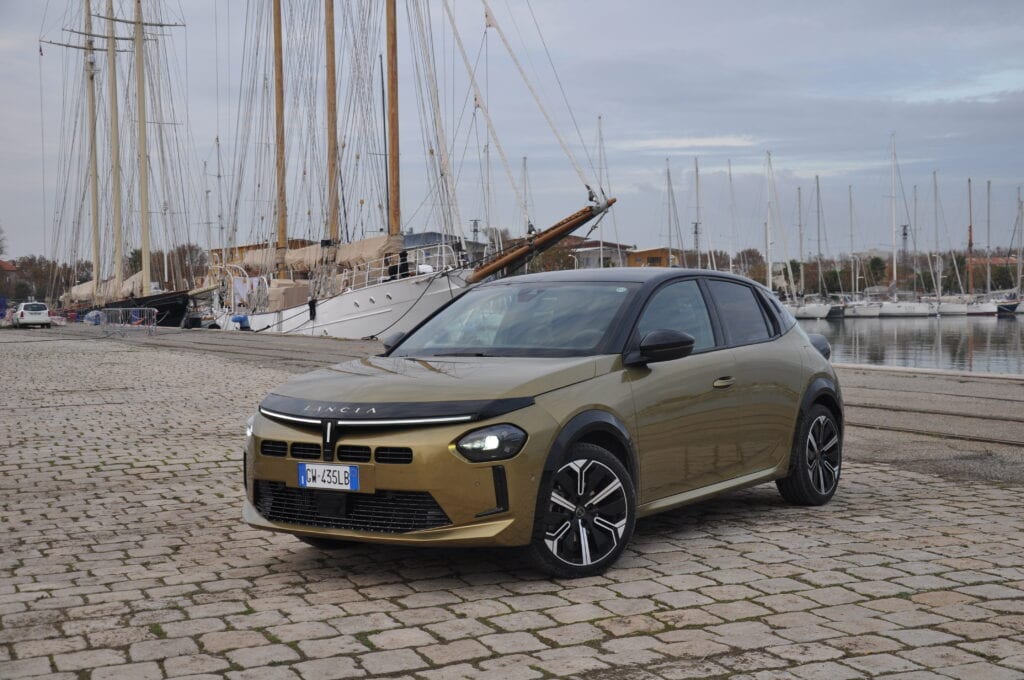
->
xmin=707 ymin=280 xmax=771 ymax=345
xmin=635 ymin=279 xmax=715 ymax=351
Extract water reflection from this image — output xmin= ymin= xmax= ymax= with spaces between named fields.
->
xmin=798 ymin=316 xmax=1024 ymax=375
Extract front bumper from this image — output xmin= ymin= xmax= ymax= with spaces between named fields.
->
xmin=243 ymin=408 xmax=556 ymax=548
xmin=242 ymin=498 xmax=516 ymax=547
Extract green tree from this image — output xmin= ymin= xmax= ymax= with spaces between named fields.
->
xmin=734 ymin=248 xmax=765 ymax=278
xmin=822 ymin=269 xmax=842 ymax=294
xmin=704 ymin=249 xmax=731 ymax=270
xmin=943 ymin=254 xmax=966 ymax=294
xmin=992 ymin=265 xmax=1014 ymax=290
xmin=529 ymin=244 xmax=576 ymax=272
xmin=866 ymin=257 xmax=887 ymax=287
xmin=127 ymin=248 xmax=142 ymax=274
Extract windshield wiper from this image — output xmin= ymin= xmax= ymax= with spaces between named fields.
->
xmin=432 ymin=351 xmax=492 ymax=357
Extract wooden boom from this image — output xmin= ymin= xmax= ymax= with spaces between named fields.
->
xmin=467 ymin=198 xmax=616 ymax=284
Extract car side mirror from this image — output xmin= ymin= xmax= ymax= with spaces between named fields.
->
xmin=625 ymin=329 xmax=696 ymax=366
xmin=382 ymin=331 xmax=405 ymax=353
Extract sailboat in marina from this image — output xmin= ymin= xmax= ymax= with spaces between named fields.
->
xmin=1015 ymin=189 xmax=1024 ymax=315
xmin=212 ymin=0 xmax=612 ymax=338
xmin=844 ymin=185 xmax=882 ymax=317
xmin=786 ymin=179 xmax=836 ymax=319
xmin=879 ymin=135 xmax=933 ymax=317
xmin=923 ymin=172 xmax=968 ymax=316
xmin=958 ymin=178 xmax=1017 ymax=316
xmin=963 ymin=179 xmax=1019 ymax=316
xmin=45 ymin=0 xmax=196 ymax=325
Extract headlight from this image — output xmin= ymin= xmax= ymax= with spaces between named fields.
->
xmin=455 ymin=424 xmax=527 ymax=462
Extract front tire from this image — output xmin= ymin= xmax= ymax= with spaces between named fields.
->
xmin=776 ymin=403 xmax=842 ymax=506
xmin=528 ymin=442 xmax=636 ymax=578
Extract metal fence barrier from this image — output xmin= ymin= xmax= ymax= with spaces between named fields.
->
xmin=92 ymin=308 xmax=158 ymax=336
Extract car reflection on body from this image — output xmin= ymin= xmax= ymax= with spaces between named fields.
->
xmin=243 ymin=268 xmax=843 ymax=578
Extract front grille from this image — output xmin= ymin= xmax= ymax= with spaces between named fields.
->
xmin=290 ymin=443 xmax=322 ymax=460
xmin=254 ymin=480 xmax=451 ymax=533
xmin=260 ymin=440 xmax=287 ymax=457
xmin=336 ymin=445 xmax=372 ymax=463
xmin=375 ymin=447 xmax=413 ymax=464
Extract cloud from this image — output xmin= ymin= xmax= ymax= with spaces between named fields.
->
xmin=614 ymin=135 xmax=760 ymax=153
xmin=898 ymin=68 xmax=1024 ymax=104
xmin=2 ymin=1 xmax=1024 ymax=262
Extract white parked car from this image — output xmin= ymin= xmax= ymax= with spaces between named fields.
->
xmin=13 ymin=302 xmax=51 ymax=328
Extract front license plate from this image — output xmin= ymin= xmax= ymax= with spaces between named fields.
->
xmin=297 ymin=463 xmax=359 ymax=491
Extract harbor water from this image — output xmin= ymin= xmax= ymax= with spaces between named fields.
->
xmin=798 ymin=316 xmax=1024 ymax=375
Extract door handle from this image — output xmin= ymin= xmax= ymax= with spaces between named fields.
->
xmin=713 ymin=376 xmax=735 ymax=389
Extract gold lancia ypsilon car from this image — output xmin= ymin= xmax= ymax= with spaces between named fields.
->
xmin=243 ymin=269 xmax=842 ymax=578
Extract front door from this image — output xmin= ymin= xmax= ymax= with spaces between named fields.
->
xmin=627 ymin=279 xmax=742 ymax=503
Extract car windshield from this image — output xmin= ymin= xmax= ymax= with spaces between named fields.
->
xmin=24 ymin=303 xmax=47 ymax=312
xmin=392 ymin=281 xmax=641 ymax=358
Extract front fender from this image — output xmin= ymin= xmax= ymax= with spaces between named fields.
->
xmin=544 ymin=409 xmax=639 ymax=480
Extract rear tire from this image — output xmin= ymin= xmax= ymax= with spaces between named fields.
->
xmin=528 ymin=442 xmax=636 ymax=578
xmin=776 ymin=403 xmax=842 ymax=506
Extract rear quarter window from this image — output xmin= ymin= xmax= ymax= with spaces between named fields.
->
xmin=706 ymin=279 xmax=772 ymax=346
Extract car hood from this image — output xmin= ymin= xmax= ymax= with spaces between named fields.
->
xmin=259 ymin=355 xmax=603 ymax=423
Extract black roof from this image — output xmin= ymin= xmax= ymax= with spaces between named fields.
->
xmin=479 ymin=267 xmax=761 ymax=287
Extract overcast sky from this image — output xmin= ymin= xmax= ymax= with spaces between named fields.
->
xmin=2 ymin=1 xmax=1023 ymax=265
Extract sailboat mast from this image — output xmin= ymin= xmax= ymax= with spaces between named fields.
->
xmin=849 ymin=185 xmax=855 ymax=296
xmin=203 ymin=161 xmax=212 ymax=254
xmin=934 ymin=171 xmax=941 ymax=295
xmin=1017 ymin=188 xmax=1023 ymax=296
xmin=597 ymin=115 xmax=605 ymax=267
xmin=84 ymin=0 xmax=102 ymax=303
xmin=797 ymin=186 xmax=804 ymax=294
xmin=986 ymin=179 xmax=991 ymax=294
xmin=325 ymin=0 xmax=340 ymax=244
xmin=765 ymin=152 xmax=773 ymax=289
xmin=816 ymin=175 xmax=823 ymax=296
xmin=134 ymin=0 xmax=151 ymax=294
xmin=521 ymin=156 xmax=530 ymax=233
xmin=967 ymin=178 xmax=974 ymax=295
xmin=272 ymin=0 xmax=288 ymax=279
xmin=913 ymin=184 xmax=918 ymax=294
xmin=386 ymin=0 xmax=401 ymax=237
xmin=665 ymin=159 xmax=674 ymax=265
xmin=890 ymin=134 xmax=897 ymax=289
xmin=106 ymin=0 xmax=123 ymax=292
xmin=727 ymin=160 xmax=737 ymax=273
xmin=693 ymin=157 xmax=701 ymax=269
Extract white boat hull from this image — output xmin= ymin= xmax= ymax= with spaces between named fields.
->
xmin=934 ymin=302 xmax=967 ymax=316
xmin=786 ymin=303 xmax=833 ymax=319
xmin=879 ymin=301 xmax=934 ymax=317
xmin=966 ymin=301 xmax=997 ymax=316
xmin=217 ymin=269 xmax=470 ymax=339
xmin=844 ymin=302 xmax=882 ymax=318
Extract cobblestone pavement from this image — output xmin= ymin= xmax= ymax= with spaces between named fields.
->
xmin=2 ymin=331 xmax=1024 ymax=680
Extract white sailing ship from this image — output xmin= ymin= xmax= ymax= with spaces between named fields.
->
xmin=212 ymin=1 xmax=610 ymax=338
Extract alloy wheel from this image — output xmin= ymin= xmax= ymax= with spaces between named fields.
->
xmin=805 ymin=414 xmax=840 ymax=495
xmin=543 ymin=458 xmax=629 ymax=567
